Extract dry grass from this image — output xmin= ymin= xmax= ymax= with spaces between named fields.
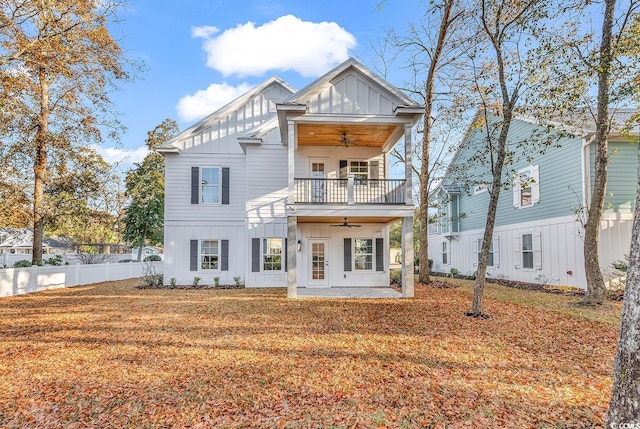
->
xmin=0 ymin=278 xmax=621 ymax=428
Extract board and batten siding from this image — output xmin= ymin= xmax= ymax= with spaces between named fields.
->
xmin=429 ymin=215 xmax=586 ymax=288
xmin=296 ymin=223 xmax=389 ymax=288
xmin=163 ymin=223 xmax=245 ymax=286
xmin=295 ymin=146 xmax=385 ymax=179
xmin=170 ymin=83 xmax=292 ymax=153
xmin=164 ymin=154 xmax=246 ymax=223
xmin=246 ymin=220 xmax=288 ymax=287
xmin=302 ymin=70 xmax=397 ymax=115
xmin=450 ymin=119 xmax=584 ymax=232
xmin=590 ymin=140 xmax=638 ymax=214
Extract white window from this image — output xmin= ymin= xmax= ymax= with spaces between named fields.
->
xmin=442 ymin=241 xmax=448 ymax=265
xmin=349 ymin=161 xmax=369 ymax=184
xmin=263 ymin=238 xmax=283 ymax=271
xmin=522 ymin=234 xmax=534 ymax=269
xmin=513 ymin=165 xmax=540 ymax=208
xmin=477 ymin=239 xmax=494 ymax=267
xmin=200 ymin=240 xmax=219 ymax=270
xmin=354 ymin=238 xmax=373 ymax=271
xmin=201 ymin=167 xmax=221 ymax=204
xmin=474 ymin=184 xmax=488 ymax=195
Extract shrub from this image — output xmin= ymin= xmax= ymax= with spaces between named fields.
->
xmin=214 ymin=277 xmax=220 ymax=287
xmin=142 ymin=263 xmax=163 ymax=287
xmin=169 ymin=278 xmax=176 ymax=288
xmin=390 ymin=269 xmax=402 ymax=285
xmin=448 ymin=268 xmax=459 ymax=278
xmin=144 ymin=254 xmax=162 ymax=262
xmin=193 ymin=277 xmax=201 ymax=287
xmin=428 ymin=259 xmax=433 ymax=271
xmin=44 ymin=255 xmax=63 ymax=266
xmin=233 ymin=277 xmax=243 ymax=287
xmin=13 ymin=260 xmax=32 ymax=268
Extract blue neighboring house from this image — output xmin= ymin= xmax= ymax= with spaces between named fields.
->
xmin=428 ymin=110 xmax=638 ymax=288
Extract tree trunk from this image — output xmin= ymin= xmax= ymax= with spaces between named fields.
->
xmin=607 ymin=141 xmax=640 ymax=425
xmin=32 ymin=67 xmax=49 ymax=265
xmin=582 ymin=0 xmax=615 ymax=306
xmin=418 ymin=0 xmax=454 ymax=284
xmin=470 ymin=109 xmax=512 ymax=316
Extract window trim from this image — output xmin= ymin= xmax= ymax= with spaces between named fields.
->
xmin=200 ymin=166 xmax=222 ymax=205
xmin=200 ymin=239 xmax=220 ymax=271
xmin=353 ymin=237 xmax=374 ymax=271
xmin=513 ymin=165 xmax=540 ymax=209
xmin=442 ymin=241 xmax=449 ymax=265
xmin=477 ymin=238 xmax=494 ymax=267
xmin=521 ymin=233 xmax=534 ymax=269
xmin=474 ymin=184 xmax=488 ymax=195
xmin=262 ymin=237 xmax=283 ymax=272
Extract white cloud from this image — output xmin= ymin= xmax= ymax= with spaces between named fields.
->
xmin=176 ymin=82 xmax=253 ymax=122
xmin=94 ymin=145 xmax=149 ymax=165
xmin=192 ymin=15 xmax=356 ymax=77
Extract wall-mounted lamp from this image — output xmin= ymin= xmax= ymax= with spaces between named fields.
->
xmin=297 ymin=240 xmax=302 ymax=251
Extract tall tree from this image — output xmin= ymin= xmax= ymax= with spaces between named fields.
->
xmin=123 ymin=119 xmax=178 ymax=260
xmin=466 ymin=0 xmax=568 ymax=315
xmin=0 ymin=0 xmax=135 ymax=264
xmin=577 ymin=0 xmax=640 ymax=305
xmin=608 ymin=135 xmax=640 ymax=427
xmin=376 ymin=0 xmax=467 ymax=283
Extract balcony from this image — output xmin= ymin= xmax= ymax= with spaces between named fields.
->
xmin=294 ymin=178 xmax=406 ymax=205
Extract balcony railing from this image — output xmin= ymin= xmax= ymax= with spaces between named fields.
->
xmin=294 ymin=178 xmax=406 ymax=205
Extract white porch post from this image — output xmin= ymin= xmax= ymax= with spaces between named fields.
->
xmin=287 ymin=216 xmax=297 ymax=298
xmin=288 ymin=120 xmax=296 ymax=204
xmin=402 ymin=215 xmax=414 ymax=298
xmin=402 ymin=124 xmax=414 ymax=297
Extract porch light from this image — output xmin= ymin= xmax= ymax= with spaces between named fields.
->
xmin=297 ymin=240 xmax=302 ymax=251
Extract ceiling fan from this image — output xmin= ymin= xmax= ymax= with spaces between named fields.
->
xmin=335 ymin=132 xmax=360 ymax=148
xmin=330 ymin=218 xmax=361 ymax=228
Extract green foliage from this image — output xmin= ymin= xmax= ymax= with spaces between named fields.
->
xmin=43 ymin=255 xmax=63 ymax=266
xmin=169 ymin=278 xmax=176 ymax=288
xmin=233 ymin=277 xmax=243 ymax=287
xmin=142 ymin=263 xmax=163 ymax=287
xmin=611 ymin=256 xmax=628 ymax=273
xmin=123 ymin=120 xmax=179 ymax=249
xmin=390 ymin=268 xmax=402 ymax=285
xmin=13 ymin=260 xmax=32 ymax=268
xmin=214 ymin=277 xmax=220 ymax=287
xmin=448 ymin=268 xmax=459 ymax=278
xmin=192 ymin=277 xmax=201 ymax=287
xmin=143 ymin=254 xmax=162 ymax=262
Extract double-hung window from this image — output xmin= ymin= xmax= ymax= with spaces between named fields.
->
xmin=263 ymin=238 xmax=283 ymax=271
xmin=442 ymin=241 xmax=448 ymax=265
xmin=522 ymin=234 xmax=534 ymax=269
xmin=354 ymin=238 xmax=373 ymax=271
xmin=350 ymin=161 xmax=369 ymax=183
xmin=201 ymin=167 xmax=221 ymax=204
xmin=513 ymin=165 xmax=540 ymax=209
xmin=200 ymin=240 xmax=219 ymax=270
xmin=477 ymin=239 xmax=494 ymax=267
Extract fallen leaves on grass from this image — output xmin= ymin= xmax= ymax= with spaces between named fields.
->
xmin=0 ymin=279 xmax=620 ymax=428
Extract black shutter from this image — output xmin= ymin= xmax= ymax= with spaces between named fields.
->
xmin=284 ymin=238 xmax=288 ymax=272
xmin=344 ymin=238 xmax=352 ymax=272
xmin=339 ymin=160 xmax=348 ymax=179
xmin=222 ymin=167 xmax=230 ymax=205
xmin=370 ymin=160 xmax=379 ymax=188
xmin=221 ymin=240 xmax=229 ymax=271
xmin=190 ymin=240 xmax=198 ymax=271
xmin=376 ymin=238 xmax=384 ymax=271
xmin=251 ymin=238 xmax=260 ymax=272
xmin=191 ymin=167 xmax=199 ymax=204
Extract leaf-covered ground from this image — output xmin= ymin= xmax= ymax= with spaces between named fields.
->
xmin=0 ymin=279 xmax=621 ymax=428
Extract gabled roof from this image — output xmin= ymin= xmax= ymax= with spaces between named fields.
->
xmin=157 ymin=76 xmax=296 ymax=152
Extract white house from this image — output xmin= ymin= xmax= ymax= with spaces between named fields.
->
xmin=158 ymin=59 xmax=423 ymax=297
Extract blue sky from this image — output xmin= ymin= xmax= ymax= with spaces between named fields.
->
xmin=101 ymin=0 xmax=425 ymax=165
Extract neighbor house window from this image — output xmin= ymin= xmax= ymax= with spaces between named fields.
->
xmin=201 ymin=240 xmax=219 ymax=270
xmin=477 ymin=239 xmax=494 ymax=266
xmin=474 ymin=184 xmax=488 ymax=195
xmin=263 ymin=238 xmax=283 ymax=271
xmin=442 ymin=241 xmax=448 ymax=265
xmin=513 ymin=165 xmax=540 ymax=209
xmin=201 ymin=167 xmax=221 ymax=203
xmin=522 ymin=234 xmax=534 ymax=269
xmin=354 ymin=238 xmax=373 ymax=270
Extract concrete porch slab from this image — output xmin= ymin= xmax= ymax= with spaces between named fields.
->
xmin=296 ymin=287 xmax=402 ymax=299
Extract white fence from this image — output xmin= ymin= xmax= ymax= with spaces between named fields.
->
xmin=0 ymin=261 xmax=163 ymax=298
xmin=0 ymin=253 xmax=134 ymax=268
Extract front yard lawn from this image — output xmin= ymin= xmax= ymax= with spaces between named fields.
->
xmin=0 ymin=279 xmax=621 ymax=428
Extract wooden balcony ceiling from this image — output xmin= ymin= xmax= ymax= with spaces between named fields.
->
xmin=297 ymin=216 xmax=400 ymax=224
xmin=297 ymin=123 xmax=397 ymax=147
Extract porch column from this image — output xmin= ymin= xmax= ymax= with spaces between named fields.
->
xmin=402 ymin=215 xmax=414 ymax=298
xmin=404 ymin=124 xmax=413 ymax=204
xmin=287 ymin=216 xmax=297 ymax=298
xmin=287 ymin=120 xmax=296 ymax=204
